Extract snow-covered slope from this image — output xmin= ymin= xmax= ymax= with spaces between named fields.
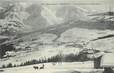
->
xmin=87 ymin=37 xmax=114 ymax=52
xmin=58 ymin=28 xmax=114 ymax=43
xmin=0 ymin=45 xmax=80 ymax=67
xmin=1 ymin=27 xmax=114 ymax=67
xmin=1 ymin=61 xmax=104 ymax=73
xmin=56 ymin=6 xmax=89 ymax=22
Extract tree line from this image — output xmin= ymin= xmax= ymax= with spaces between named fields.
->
xmin=1 ymin=53 xmax=91 ymax=68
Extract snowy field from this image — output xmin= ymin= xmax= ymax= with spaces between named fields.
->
xmin=1 ymin=27 xmax=114 ymax=67
xmin=0 ymin=45 xmax=81 ymax=67
xmin=0 ymin=61 xmax=104 ymax=73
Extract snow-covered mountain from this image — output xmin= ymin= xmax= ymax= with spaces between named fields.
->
xmin=23 ymin=4 xmax=91 ymax=30
xmin=24 ymin=4 xmax=48 ymax=30
xmin=1 ymin=2 xmax=114 ymax=69
xmin=23 ymin=4 xmax=114 ymax=31
xmin=56 ymin=6 xmax=90 ymax=22
xmin=89 ymin=11 xmax=114 ymax=22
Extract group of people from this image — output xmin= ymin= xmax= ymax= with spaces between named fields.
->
xmin=33 ymin=64 xmax=44 ymax=70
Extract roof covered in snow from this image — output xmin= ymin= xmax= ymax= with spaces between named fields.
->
xmin=101 ymin=53 xmax=114 ymax=67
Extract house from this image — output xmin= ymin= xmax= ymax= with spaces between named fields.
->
xmin=100 ymin=53 xmax=114 ymax=73
xmin=93 ymin=52 xmax=114 ymax=69
xmin=101 ymin=53 xmax=114 ymax=68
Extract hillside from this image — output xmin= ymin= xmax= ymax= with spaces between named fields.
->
xmin=0 ymin=27 xmax=114 ymax=67
xmin=0 ymin=2 xmax=114 ymax=72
